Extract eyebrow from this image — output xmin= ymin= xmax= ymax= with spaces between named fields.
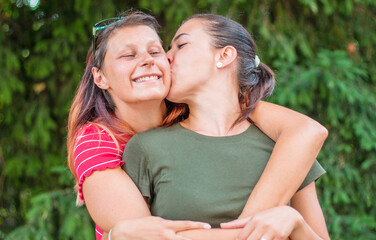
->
xmin=121 ymin=40 xmax=161 ymax=49
xmin=168 ymin=33 xmax=189 ymax=50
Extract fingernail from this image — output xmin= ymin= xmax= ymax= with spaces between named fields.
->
xmin=203 ymin=223 xmax=211 ymax=229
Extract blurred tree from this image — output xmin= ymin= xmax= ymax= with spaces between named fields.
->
xmin=0 ymin=0 xmax=375 ymax=239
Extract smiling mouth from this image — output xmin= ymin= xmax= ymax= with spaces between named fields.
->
xmin=133 ymin=75 xmax=161 ymax=83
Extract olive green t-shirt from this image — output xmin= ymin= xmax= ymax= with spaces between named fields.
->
xmin=123 ymin=123 xmax=325 ymax=227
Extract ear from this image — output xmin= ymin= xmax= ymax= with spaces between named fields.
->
xmin=92 ymin=67 xmax=109 ymax=90
xmin=216 ymin=46 xmax=237 ymax=68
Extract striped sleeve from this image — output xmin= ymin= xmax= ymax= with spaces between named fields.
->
xmin=73 ymin=124 xmax=126 ymax=202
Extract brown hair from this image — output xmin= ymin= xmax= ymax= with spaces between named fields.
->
xmin=162 ymin=101 xmax=189 ymax=127
xmin=67 ymin=11 xmax=161 ymax=180
xmin=169 ymin=14 xmax=275 ymax=125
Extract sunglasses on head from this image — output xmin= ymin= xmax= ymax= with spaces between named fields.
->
xmin=92 ymin=17 xmax=123 ymax=62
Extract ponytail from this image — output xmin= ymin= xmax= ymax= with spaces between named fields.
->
xmin=237 ymin=61 xmax=275 ymax=124
xmin=162 ymin=101 xmax=189 ymax=127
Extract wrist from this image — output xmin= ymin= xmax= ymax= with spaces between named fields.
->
xmin=110 ymin=221 xmax=128 ymax=240
xmin=291 ymin=209 xmax=306 ymax=235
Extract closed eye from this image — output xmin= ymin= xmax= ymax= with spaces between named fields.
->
xmin=177 ymin=43 xmax=187 ymax=49
xmin=121 ymin=54 xmax=135 ymax=58
xmin=150 ymin=51 xmax=161 ymax=55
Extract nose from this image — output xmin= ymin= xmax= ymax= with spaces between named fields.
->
xmin=141 ymin=52 xmax=154 ymax=66
xmin=166 ymin=50 xmax=173 ymax=64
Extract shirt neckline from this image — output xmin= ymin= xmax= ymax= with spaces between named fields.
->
xmin=175 ymin=122 xmax=255 ymax=142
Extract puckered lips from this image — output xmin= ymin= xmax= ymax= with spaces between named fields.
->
xmin=132 ymin=74 xmax=162 ymax=83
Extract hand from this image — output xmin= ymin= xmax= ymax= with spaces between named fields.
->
xmin=220 ymin=206 xmax=303 ymax=240
xmin=108 ymin=216 xmax=211 ymax=240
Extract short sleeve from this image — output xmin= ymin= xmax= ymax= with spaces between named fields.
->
xmin=122 ymin=134 xmax=152 ymax=201
xmin=298 ymin=160 xmax=326 ymax=191
xmin=74 ymin=124 xmax=125 ymax=202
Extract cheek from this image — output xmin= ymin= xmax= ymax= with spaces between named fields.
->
xmin=111 ymin=62 xmax=131 ymax=77
xmin=158 ymin=60 xmax=171 ymax=85
xmin=161 ymin=59 xmax=171 ymax=74
xmin=171 ymin=54 xmax=190 ymax=79
xmin=178 ymin=49 xmax=207 ymax=74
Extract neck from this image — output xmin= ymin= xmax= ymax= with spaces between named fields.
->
xmin=115 ymin=100 xmax=166 ymax=133
xmin=181 ymin=77 xmax=250 ymax=136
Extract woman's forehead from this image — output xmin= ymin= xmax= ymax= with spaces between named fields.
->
xmin=174 ymin=20 xmax=208 ymax=42
xmin=178 ymin=19 xmax=203 ymax=33
xmin=109 ymin=25 xmax=161 ymax=45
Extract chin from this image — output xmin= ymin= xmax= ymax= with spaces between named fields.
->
xmin=166 ymin=95 xmax=180 ymax=103
xmin=139 ymin=91 xmax=168 ymax=102
xmin=166 ymin=88 xmax=184 ymax=103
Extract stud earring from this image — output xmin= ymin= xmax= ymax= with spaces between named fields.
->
xmin=216 ymin=62 xmax=223 ymax=68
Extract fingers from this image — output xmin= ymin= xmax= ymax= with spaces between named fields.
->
xmin=236 ymin=216 xmax=291 ymax=240
xmin=165 ymin=220 xmax=211 ymax=232
xmin=220 ymin=217 xmax=251 ymax=229
xmin=243 ymin=228 xmax=264 ymax=240
xmin=245 ymin=231 xmax=285 ymax=240
xmin=235 ymin=220 xmax=256 ymax=240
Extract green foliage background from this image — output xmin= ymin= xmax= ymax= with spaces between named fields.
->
xmin=0 ymin=0 xmax=375 ymax=239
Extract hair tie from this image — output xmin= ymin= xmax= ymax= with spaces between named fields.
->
xmin=255 ymin=55 xmax=260 ymax=67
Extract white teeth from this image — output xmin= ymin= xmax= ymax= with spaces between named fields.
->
xmin=134 ymin=75 xmax=159 ymax=82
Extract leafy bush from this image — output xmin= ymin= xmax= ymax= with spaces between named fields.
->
xmin=1 ymin=0 xmax=375 ymax=239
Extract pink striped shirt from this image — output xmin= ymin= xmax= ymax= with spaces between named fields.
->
xmin=74 ymin=124 xmax=130 ymax=239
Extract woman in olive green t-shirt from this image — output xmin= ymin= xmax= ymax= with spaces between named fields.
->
xmin=124 ymin=14 xmax=330 ymax=240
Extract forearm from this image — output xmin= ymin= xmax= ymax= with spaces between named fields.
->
xmin=83 ymin=167 xmax=151 ymax=232
xmin=240 ymin=119 xmax=327 ymax=216
xmin=178 ymin=228 xmax=240 ymax=240
xmin=290 ymin=183 xmax=330 ymax=240
xmin=244 ymin=102 xmax=328 ymax=216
